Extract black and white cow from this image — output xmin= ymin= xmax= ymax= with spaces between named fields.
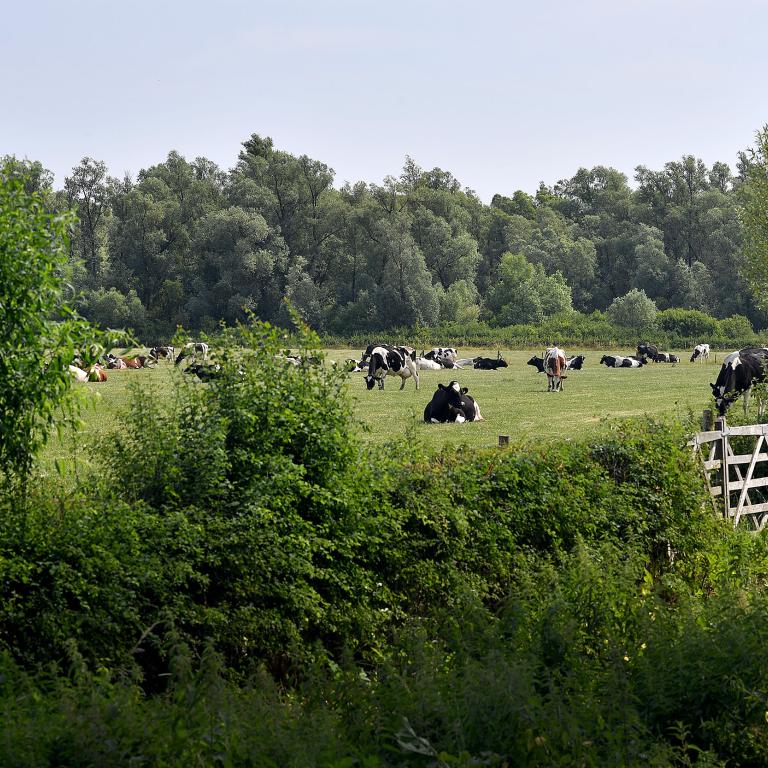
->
xmin=527 ymin=355 xmax=546 ymax=373
xmin=364 ymin=345 xmax=419 ymax=390
xmin=423 ymin=381 xmax=484 ymax=423
xmin=691 ymin=343 xmax=710 ymax=363
xmin=149 ymin=345 xmax=175 ymax=362
xmin=637 ymin=342 xmax=659 ymax=362
xmin=417 ymin=356 xmax=444 ymax=371
xmin=473 ymin=354 xmax=509 ymax=370
xmin=601 ymin=354 xmax=646 ymax=368
xmin=710 ymin=347 xmax=768 ymax=416
xmin=653 ymin=352 xmax=679 ymax=364
xmin=424 ymin=347 xmax=459 ymax=363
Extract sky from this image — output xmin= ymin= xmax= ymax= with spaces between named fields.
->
xmin=2 ymin=0 xmax=767 ymax=202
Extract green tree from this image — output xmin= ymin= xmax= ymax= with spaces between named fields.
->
xmin=606 ymin=288 xmax=658 ymax=333
xmin=0 ymin=162 xmax=99 ymax=483
xmin=740 ymin=126 xmax=768 ymax=314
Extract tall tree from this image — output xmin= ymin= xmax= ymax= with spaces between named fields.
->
xmin=740 ymin=126 xmax=768 ymax=315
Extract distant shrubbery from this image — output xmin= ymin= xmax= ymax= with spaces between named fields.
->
xmin=323 ymin=307 xmax=762 ymax=351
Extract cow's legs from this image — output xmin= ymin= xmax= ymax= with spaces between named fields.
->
xmin=399 ymin=376 xmax=405 ymax=391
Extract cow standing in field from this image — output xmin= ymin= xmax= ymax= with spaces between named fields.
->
xmin=691 ymin=343 xmax=710 ymax=363
xmin=364 ymin=345 xmax=420 ymax=390
xmin=149 ymin=345 xmax=175 ymax=362
xmin=544 ymin=347 xmax=567 ymax=391
xmin=710 ymin=347 xmax=768 ymax=417
xmin=423 ymin=381 xmax=484 ymax=423
xmin=637 ymin=342 xmax=659 ymax=361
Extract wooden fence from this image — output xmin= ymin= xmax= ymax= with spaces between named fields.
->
xmin=690 ymin=415 xmax=768 ymax=531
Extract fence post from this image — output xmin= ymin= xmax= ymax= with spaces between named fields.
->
xmin=715 ymin=416 xmax=728 ymax=518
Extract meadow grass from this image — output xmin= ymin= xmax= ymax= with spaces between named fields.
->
xmin=336 ymin=348 xmax=726 ymax=449
xmin=38 ymin=347 xmax=730 ymax=483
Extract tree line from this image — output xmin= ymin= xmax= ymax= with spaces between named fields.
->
xmin=6 ymin=133 xmax=766 ymax=340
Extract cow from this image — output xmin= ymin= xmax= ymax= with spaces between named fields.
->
xmin=175 ymin=342 xmax=210 ymax=365
xmin=637 ymin=342 xmax=659 ymax=361
xmin=364 ymin=345 xmax=419 ymax=390
xmin=87 ymin=364 xmax=108 ymax=382
xmin=691 ymin=344 xmax=710 ymax=363
xmin=424 ymin=347 xmax=459 ymax=363
xmin=527 ymin=355 xmax=546 ymax=373
xmin=600 ymin=355 xmax=627 ymax=368
xmin=620 ymin=357 xmax=644 ymax=368
xmin=710 ymin=347 xmax=768 ymax=417
xmin=149 ymin=345 xmax=175 ymax=362
xmin=423 ymin=381 xmax=484 ymax=424
xmin=123 ymin=355 xmax=151 ymax=369
xmin=105 ymin=353 xmax=127 ymax=370
xmin=184 ymin=363 xmax=223 ymax=382
xmin=566 ymin=354 xmax=586 ymax=371
xmin=654 ymin=352 xmax=679 ymax=364
xmin=68 ymin=364 xmax=89 ymax=383
xmin=544 ymin=347 xmax=567 ymax=391
xmin=473 ymin=354 xmax=508 ymax=370
xmin=417 ymin=357 xmax=444 ymax=371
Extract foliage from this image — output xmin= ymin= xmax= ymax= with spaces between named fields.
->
xmin=740 ymin=125 xmax=768 ymax=313
xmin=606 ymin=288 xmax=658 ymax=332
xmin=0 ymin=161 xmax=110 ymax=485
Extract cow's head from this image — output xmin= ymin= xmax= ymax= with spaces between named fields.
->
xmin=364 ymin=375 xmax=376 ymax=390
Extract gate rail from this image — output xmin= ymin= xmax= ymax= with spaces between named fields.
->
xmin=690 ymin=416 xmax=768 ymax=531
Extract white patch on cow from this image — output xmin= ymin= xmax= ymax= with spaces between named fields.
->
xmin=450 ymin=381 xmax=461 ymax=393
xmin=473 ymin=401 xmax=484 ymax=421
xmin=454 ymin=413 xmax=466 ymax=423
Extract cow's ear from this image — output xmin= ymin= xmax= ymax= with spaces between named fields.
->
xmin=461 ymin=387 xmax=468 ymax=394
xmin=438 ymin=383 xmax=445 ymax=390
xmin=710 ymin=383 xmax=716 ymax=391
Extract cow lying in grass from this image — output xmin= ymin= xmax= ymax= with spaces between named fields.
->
xmin=424 ymin=381 xmax=484 ymax=424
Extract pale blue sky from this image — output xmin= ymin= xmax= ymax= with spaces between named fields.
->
xmin=2 ymin=0 xmax=766 ymax=201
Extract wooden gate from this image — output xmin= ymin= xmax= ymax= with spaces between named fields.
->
xmin=690 ymin=417 xmax=768 ymax=531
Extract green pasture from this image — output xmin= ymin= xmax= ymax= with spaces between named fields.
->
xmin=339 ymin=348 xmax=721 ymax=449
xmin=40 ymin=348 xmax=730 ymax=480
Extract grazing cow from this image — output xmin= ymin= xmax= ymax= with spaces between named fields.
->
xmin=544 ymin=347 xmax=567 ymax=391
xmin=527 ymin=355 xmax=546 ymax=373
xmin=175 ymin=342 xmax=210 ymax=365
xmin=691 ymin=343 xmax=710 ymax=363
xmin=364 ymin=345 xmax=419 ymax=390
xmin=710 ymin=347 xmax=768 ymax=416
xmin=423 ymin=381 xmax=484 ymax=423
xmin=473 ymin=354 xmax=508 ymax=370
xmin=149 ymin=345 xmax=175 ymax=362
xmin=637 ymin=342 xmax=659 ymax=361
xmin=566 ymin=354 xmax=586 ymax=370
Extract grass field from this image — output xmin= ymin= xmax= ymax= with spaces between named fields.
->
xmin=40 ymin=347 xmax=731 ymax=480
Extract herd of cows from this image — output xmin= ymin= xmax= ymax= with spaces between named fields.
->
xmin=347 ymin=340 xmax=768 ymax=424
xmin=66 ymin=337 xmax=768 ymax=425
